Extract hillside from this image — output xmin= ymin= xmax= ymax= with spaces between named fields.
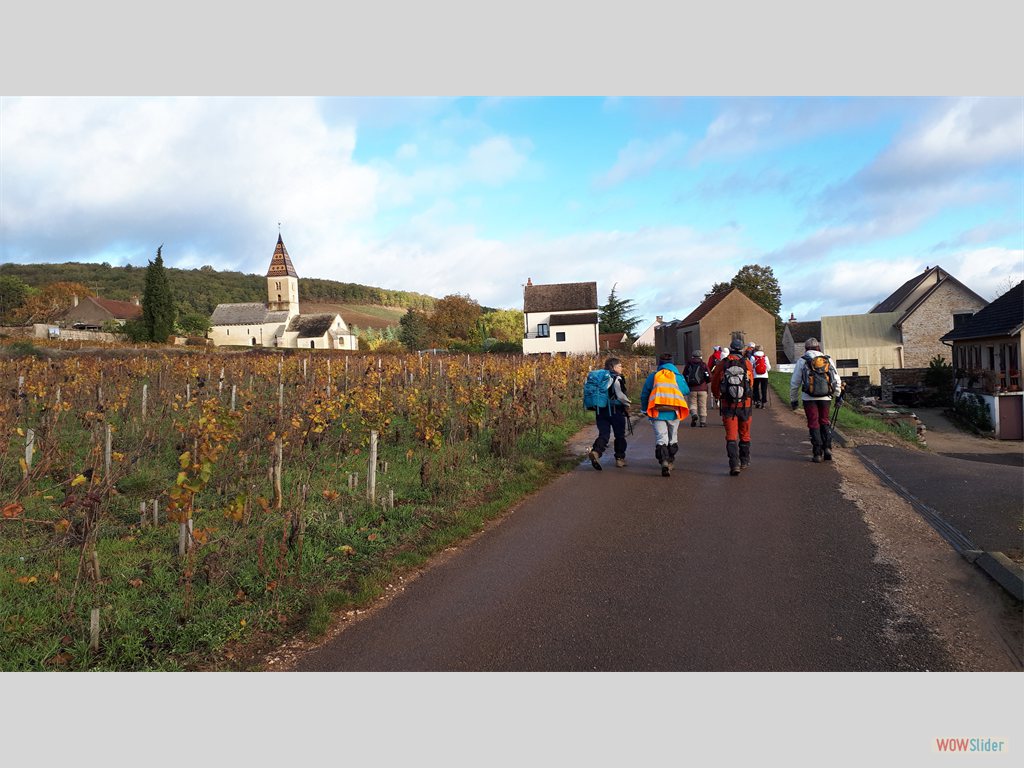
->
xmin=0 ymin=262 xmax=437 ymax=324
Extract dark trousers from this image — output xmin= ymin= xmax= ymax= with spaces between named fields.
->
xmin=802 ymin=400 xmax=832 ymax=429
xmin=753 ymin=378 xmax=769 ymax=404
xmin=592 ymin=409 xmax=627 ymax=458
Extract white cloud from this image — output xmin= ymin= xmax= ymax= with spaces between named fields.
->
xmin=396 ymin=143 xmax=418 ymax=160
xmin=594 ymin=132 xmax=685 ymax=189
xmin=466 ymin=135 xmax=531 ymax=185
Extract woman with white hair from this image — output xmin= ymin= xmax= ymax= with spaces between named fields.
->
xmin=789 ymin=338 xmax=842 ymax=462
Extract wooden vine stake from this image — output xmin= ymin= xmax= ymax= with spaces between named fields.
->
xmin=151 ymin=499 xmax=159 ymax=526
xmin=24 ymin=428 xmax=35 ymax=476
xmin=367 ymin=430 xmax=378 ymax=504
xmin=90 ymin=608 xmax=100 ymax=652
xmin=326 ymin=358 xmax=332 ymax=398
xmin=104 ymin=424 xmax=112 ymax=478
xmin=273 ymin=437 xmax=283 ymax=510
xmin=141 ymin=383 xmax=148 ymax=419
xmin=231 ymin=384 xmax=237 ymax=411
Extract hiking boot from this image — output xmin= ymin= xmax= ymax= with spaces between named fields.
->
xmin=727 ymin=440 xmax=740 ymax=475
xmin=739 ymin=441 xmax=750 ymax=469
xmin=699 ymin=421 xmax=707 ymax=427
xmin=691 ymin=416 xmax=698 ymax=427
xmin=589 ymin=449 xmax=602 ymax=470
xmin=661 ymin=463 xmax=671 ymax=477
xmin=809 ymin=429 xmax=823 ymax=464
xmin=615 ymin=457 xmax=627 ymax=468
xmin=820 ymin=425 xmax=833 ymax=461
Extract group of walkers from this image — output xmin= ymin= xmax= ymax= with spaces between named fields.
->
xmin=585 ymin=336 xmax=842 ymax=477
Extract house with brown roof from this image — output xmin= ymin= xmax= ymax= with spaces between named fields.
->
xmin=208 ymin=235 xmax=358 ymax=349
xmin=522 ymin=279 xmax=599 ymax=355
xmin=59 ymin=295 xmax=143 ymax=330
xmin=941 ymin=280 xmax=1022 ymax=439
xmin=819 ymin=265 xmax=987 ymax=384
xmin=598 ymin=332 xmax=629 ymax=351
xmin=656 ymin=288 xmax=775 ymax=363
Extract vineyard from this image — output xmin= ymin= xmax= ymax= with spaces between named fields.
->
xmin=1 ymin=347 xmax=651 ymax=670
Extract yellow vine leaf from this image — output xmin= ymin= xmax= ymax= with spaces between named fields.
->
xmin=71 ymin=474 xmax=87 ymax=487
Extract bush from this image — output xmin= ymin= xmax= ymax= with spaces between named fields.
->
xmin=953 ymin=391 xmax=993 ymax=432
xmin=485 ymin=340 xmax=523 ymax=354
xmin=2 ymin=340 xmax=46 ymax=359
xmin=924 ymin=355 xmax=954 ymax=406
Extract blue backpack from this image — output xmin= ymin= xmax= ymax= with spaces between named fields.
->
xmin=583 ymin=369 xmax=613 ymax=412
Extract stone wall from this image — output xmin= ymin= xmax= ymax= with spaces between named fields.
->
xmin=842 ymin=374 xmax=874 ymax=400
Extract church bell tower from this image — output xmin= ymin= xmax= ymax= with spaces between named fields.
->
xmin=266 ymin=234 xmax=300 ymax=316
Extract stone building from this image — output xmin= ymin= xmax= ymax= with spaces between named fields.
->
xmin=656 ymin=288 xmax=776 ymax=363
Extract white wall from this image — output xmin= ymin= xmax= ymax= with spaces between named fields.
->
xmin=523 ymin=323 xmax=597 ymax=355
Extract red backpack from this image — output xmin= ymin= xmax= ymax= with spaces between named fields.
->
xmin=754 ymin=355 xmax=767 ymax=375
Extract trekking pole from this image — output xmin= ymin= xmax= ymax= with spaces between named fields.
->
xmin=830 ymin=382 xmax=847 ymax=440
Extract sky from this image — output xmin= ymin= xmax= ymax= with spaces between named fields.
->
xmin=1 ymin=96 xmax=1022 ymax=326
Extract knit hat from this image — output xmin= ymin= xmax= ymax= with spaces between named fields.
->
xmin=693 ymin=349 xmax=702 ymax=357
xmin=804 ymin=337 xmax=821 ymax=350
xmin=729 ymin=338 xmax=744 ymax=352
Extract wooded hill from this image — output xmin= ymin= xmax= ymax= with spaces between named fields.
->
xmin=0 ymin=262 xmax=438 ymax=321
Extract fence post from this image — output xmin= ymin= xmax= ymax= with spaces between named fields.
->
xmin=24 ymin=428 xmax=34 ymax=475
xmin=104 ymin=424 xmax=112 ymax=478
xmin=141 ymin=383 xmax=147 ymax=419
xmin=90 ymin=608 xmax=100 ymax=652
xmin=367 ymin=431 xmax=378 ymax=504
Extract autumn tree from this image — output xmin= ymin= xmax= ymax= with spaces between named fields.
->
xmin=9 ymin=281 xmax=95 ymax=324
xmin=142 ymin=245 xmax=176 ymax=342
xmin=599 ymin=284 xmax=643 ymax=337
xmin=427 ymin=294 xmax=482 ymax=343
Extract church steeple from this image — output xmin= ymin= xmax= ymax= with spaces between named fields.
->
xmin=266 ymin=235 xmax=300 ymax=315
xmin=266 ymin=234 xmax=299 ymax=279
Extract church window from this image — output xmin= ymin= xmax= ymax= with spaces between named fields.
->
xmin=276 ymin=282 xmax=281 ymax=291
xmin=278 ymin=294 xmax=282 ymax=303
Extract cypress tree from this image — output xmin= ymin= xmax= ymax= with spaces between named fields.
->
xmin=142 ymin=245 xmax=176 ymax=342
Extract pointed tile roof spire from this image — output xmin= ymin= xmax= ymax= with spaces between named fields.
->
xmin=266 ymin=234 xmax=299 ymax=278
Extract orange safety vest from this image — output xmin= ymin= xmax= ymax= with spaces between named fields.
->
xmin=646 ymin=368 xmax=689 ymax=419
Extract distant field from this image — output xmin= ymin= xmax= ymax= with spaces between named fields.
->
xmin=300 ymin=303 xmax=406 ymax=330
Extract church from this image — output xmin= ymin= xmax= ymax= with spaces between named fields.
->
xmin=207 ymin=236 xmax=359 ymax=350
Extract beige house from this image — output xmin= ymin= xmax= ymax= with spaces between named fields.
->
xmin=819 ymin=265 xmax=987 ymax=384
xmin=208 ymin=235 xmax=358 ymax=350
xmin=656 ymin=288 xmax=776 ymax=363
xmin=522 ymin=279 xmax=599 ymax=355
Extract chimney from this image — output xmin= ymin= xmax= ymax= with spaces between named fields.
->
xmin=788 ymin=312 xmax=796 ymax=323
xmin=656 ymin=315 xmax=663 ymax=324
xmin=131 ymin=295 xmax=140 ymax=306
xmin=73 ymin=294 xmax=79 ymax=307
xmin=526 ymin=277 xmax=533 ymax=287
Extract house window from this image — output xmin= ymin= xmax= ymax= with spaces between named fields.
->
xmin=278 ymin=294 xmax=282 ymax=303
xmin=836 ymin=358 xmax=859 ymax=368
xmin=952 ymin=312 xmax=974 ymax=329
xmin=226 ymin=329 xmax=229 ymax=336
xmin=556 ymin=332 xmax=566 ymax=342
xmin=537 ymin=323 xmax=549 ymax=338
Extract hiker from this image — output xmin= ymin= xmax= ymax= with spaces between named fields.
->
xmin=751 ymin=344 xmax=772 ymax=408
xmin=585 ymin=357 xmax=632 ymax=470
xmin=707 ymin=346 xmax=725 ymax=408
xmin=640 ymin=353 xmax=690 ymax=477
xmin=789 ymin=337 xmax=842 ymax=462
xmin=682 ymin=349 xmax=711 ymax=427
xmin=710 ymin=338 xmax=755 ymax=476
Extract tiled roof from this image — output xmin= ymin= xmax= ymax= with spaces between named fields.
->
xmin=897 ymin=273 xmax=988 ymax=327
xmin=210 ymin=303 xmax=271 ymax=326
xmin=524 ymin=282 xmax=597 ymax=313
xmin=598 ymin=332 xmax=628 ymax=346
xmin=549 ymin=312 xmax=598 ymax=326
xmin=91 ymin=297 xmax=142 ymax=320
xmin=941 ymin=281 xmax=1023 ymax=342
xmin=676 ymin=288 xmax=735 ymax=327
xmin=786 ymin=321 xmax=821 ymax=343
xmin=266 ymin=235 xmax=299 ymax=279
xmin=287 ymin=313 xmax=338 ymax=337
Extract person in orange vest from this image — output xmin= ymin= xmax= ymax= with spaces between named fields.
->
xmin=710 ymin=338 xmax=755 ymax=476
xmin=640 ymin=353 xmax=690 ymax=477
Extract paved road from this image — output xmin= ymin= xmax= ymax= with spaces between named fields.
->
xmin=294 ymin=407 xmax=954 ymax=671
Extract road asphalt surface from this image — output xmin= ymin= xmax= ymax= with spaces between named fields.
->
xmin=294 ymin=407 xmax=961 ymax=671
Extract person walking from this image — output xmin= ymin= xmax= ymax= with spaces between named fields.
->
xmin=789 ymin=337 xmax=842 ymax=462
xmin=751 ymin=345 xmax=772 ymax=408
xmin=587 ymin=357 xmax=632 ymax=470
xmin=707 ymin=346 xmax=725 ymax=408
xmin=710 ymin=338 xmax=755 ymax=476
xmin=682 ymin=349 xmax=711 ymax=427
xmin=640 ymin=353 xmax=690 ymax=477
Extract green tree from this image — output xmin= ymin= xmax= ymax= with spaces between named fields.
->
xmin=398 ymin=308 xmax=430 ymax=350
xmin=599 ymin=284 xmax=643 ymax=336
xmin=706 ymin=265 xmax=784 ymax=342
xmin=484 ymin=308 xmax=525 ymax=342
xmin=703 ymin=281 xmax=732 ymax=301
xmin=177 ymin=311 xmax=212 ymax=337
xmin=0 ymin=276 xmax=31 ymax=323
xmin=142 ymin=246 xmax=176 ymax=342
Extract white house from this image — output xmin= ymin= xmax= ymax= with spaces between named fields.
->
xmin=208 ymin=235 xmax=358 ymax=350
xmin=632 ymin=316 xmax=663 ymax=348
xmin=522 ymin=278 xmax=599 ymax=356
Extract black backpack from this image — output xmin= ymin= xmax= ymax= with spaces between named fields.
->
xmin=682 ymin=360 xmax=707 ymax=387
xmin=720 ymin=355 xmax=751 ymax=402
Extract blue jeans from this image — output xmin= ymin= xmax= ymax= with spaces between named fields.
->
xmin=592 ymin=409 xmax=627 ymax=458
